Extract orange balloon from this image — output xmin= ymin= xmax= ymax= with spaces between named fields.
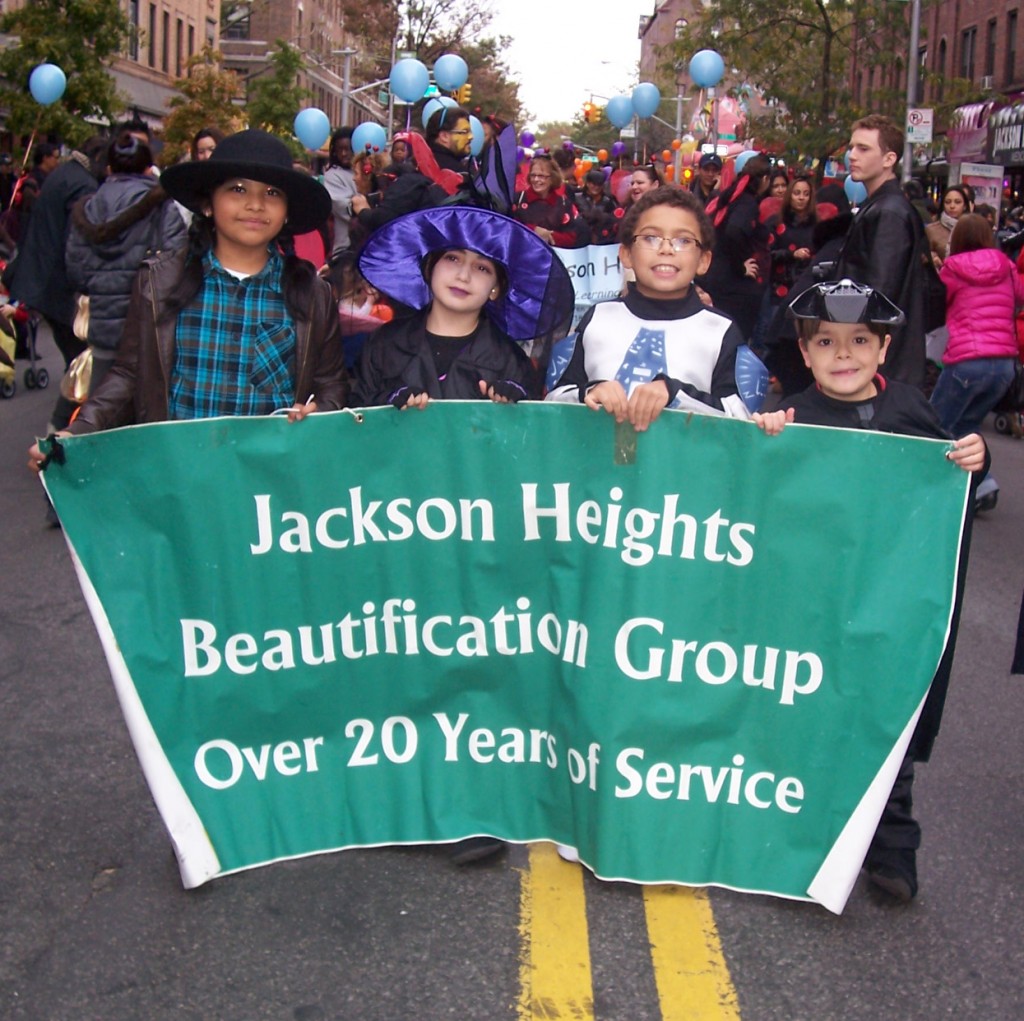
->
xmin=664 ymin=165 xmax=675 ymax=181
xmin=597 ymin=148 xmax=608 ymax=162
xmin=661 ymin=149 xmax=672 ymax=163
xmin=671 ymin=138 xmax=682 ymax=150
xmin=575 ymin=157 xmax=582 ymax=166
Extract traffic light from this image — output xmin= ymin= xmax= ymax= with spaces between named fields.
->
xmin=457 ymin=83 xmax=472 ymax=106
xmin=583 ymin=101 xmax=593 ymax=123
xmin=593 ymin=105 xmax=603 ymax=124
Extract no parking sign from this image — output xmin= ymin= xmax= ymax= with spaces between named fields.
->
xmin=906 ymin=107 xmax=933 ymax=143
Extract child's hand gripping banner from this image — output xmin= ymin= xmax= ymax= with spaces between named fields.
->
xmin=42 ymin=404 xmax=970 ymax=913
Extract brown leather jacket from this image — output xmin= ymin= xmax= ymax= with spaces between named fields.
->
xmin=69 ymin=247 xmax=349 ymax=433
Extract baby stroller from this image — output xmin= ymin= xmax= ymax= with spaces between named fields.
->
xmin=0 ymin=316 xmax=15 ymax=397
xmin=0 ymin=251 xmax=49 ymax=396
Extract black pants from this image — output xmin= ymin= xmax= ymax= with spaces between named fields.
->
xmin=866 ymin=753 xmax=920 ymax=861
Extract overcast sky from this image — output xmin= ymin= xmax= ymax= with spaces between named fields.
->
xmin=490 ymin=0 xmax=655 ymax=127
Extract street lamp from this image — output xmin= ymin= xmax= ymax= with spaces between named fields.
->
xmin=688 ymin=49 xmax=725 ymax=154
xmin=331 ymin=47 xmax=357 ymax=125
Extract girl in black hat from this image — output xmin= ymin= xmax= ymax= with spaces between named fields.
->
xmin=28 ymin=129 xmax=348 ymax=461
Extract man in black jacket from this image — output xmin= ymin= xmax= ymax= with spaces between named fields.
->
xmin=832 ymin=115 xmax=929 ymax=387
xmin=6 ymin=137 xmax=107 ymax=430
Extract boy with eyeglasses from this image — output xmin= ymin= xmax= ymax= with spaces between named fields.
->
xmin=548 ymin=187 xmax=755 ymax=428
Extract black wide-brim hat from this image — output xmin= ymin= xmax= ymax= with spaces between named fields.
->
xmin=358 ymin=206 xmax=575 ymax=340
xmin=160 ymin=129 xmax=331 ymax=236
xmin=789 ymin=279 xmax=905 ymax=327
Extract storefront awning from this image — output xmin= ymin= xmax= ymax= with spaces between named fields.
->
xmin=988 ymin=101 xmax=1024 ymax=165
xmin=110 ymin=69 xmax=177 ymax=130
xmin=949 ymin=100 xmax=995 ymax=162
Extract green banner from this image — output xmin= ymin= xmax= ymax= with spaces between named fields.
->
xmin=43 ymin=404 xmax=970 ymax=912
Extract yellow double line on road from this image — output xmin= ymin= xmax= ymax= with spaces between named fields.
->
xmin=517 ymin=843 xmax=740 ymax=1020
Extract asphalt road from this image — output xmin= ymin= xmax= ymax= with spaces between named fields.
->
xmin=2 ymin=331 xmax=1022 ymax=1021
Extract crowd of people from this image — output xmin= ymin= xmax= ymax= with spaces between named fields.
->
xmin=6 ymin=106 xmax=1024 ymax=894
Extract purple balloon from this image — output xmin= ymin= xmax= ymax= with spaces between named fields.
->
xmin=516 ymin=146 xmax=525 ymax=161
xmin=611 ymin=141 xmax=626 ymax=157
xmin=563 ymin=140 xmax=574 ymax=151
xmin=602 ymin=166 xmax=612 ymax=179
xmin=520 ymin=130 xmax=535 ymax=148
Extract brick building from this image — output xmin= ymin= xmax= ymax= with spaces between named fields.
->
xmin=220 ymin=0 xmax=386 ymax=130
xmin=0 ymin=0 xmax=219 ymax=132
xmin=851 ymin=0 xmax=1024 ymax=209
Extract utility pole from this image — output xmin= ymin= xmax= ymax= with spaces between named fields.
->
xmin=902 ymin=0 xmax=921 ymax=184
xmin=333 ymin=47 xmax=357 ymax=125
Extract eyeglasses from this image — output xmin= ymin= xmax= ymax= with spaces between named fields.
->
xmin=632 ymin=234 xmax=703 ymax=252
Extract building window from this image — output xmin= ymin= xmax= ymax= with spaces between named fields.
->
xmin=148 ymin=3 xmax=156 ymax=67
xmin=206 ymin=17 xmax=217 ymax=48
xmin=223 ymin=3 xmax=250 ymax=40
xmin=916 ymin=46 xmax=926 ymax=104
xmin=1009 ymin=12 xmax=1019 ymax=82
xmin=176 ymin=17 xmax=183 ymax=76
xmin=188 ymin=24 xmax=195 ymax=59
xmin=937 ymin=38 xmax=946 ymax=100
xmin=985 ymin=19 xmax=997 ymax=78
xmin=162 ymin=10 xmax=170 ymax=72
xmin=960 ymin=26 xmax=976 ymax=82
xmin=127 ymin=0 xmax=139 ymax=60
xmin=674 ymin=18 xmax=687 ymax=40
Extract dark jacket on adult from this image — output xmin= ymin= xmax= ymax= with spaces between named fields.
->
xmin=352 ymin=162 xmax=449 ymax=242
xmin=698 ymin=189 xmax=769 ymax=339
xmin=352 ymin=309 xmax=539 ymax=406
xmin=68 ymin=247 xmax=349 ymax=434
xmin=765 ymin=211 xmax=816 ymax=304
xmin=513 ymin=187 xmax=590 ymax=249
xmin=762 ymin=212 xmax=854 ymax=398
xmin=5 ymin=155 xmax=100 ymax=324
xmin=67 ymin=174 xmax=188 ymax=356
xmin=575 ymin=191 xmax=622 ymax=244
xmin=831 ymin=177 xmax=929 ymax=387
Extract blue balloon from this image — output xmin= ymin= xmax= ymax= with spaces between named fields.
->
xmin=735 ymin=149 xmax=760 ymax=174
xmin=605 ymin=95 xmax=634 ymax=129
xmin=352 ymin=122 xmax=388 ymax=155
xmin=390 ymin=58 xmax=430 ymax=103
xmin=689 ymin=49 xmax=725 ymax=88
xmin=468 ymin=115 xmax=484 ymax=157
xmin=421 ymin=95 xmax=458 ymax=128
xmin=844 ymin=175 xmax=867 ymax=206
xmin=631 ymin=83 xmax=661 ymax=119
xmin=843 ymin=149 xmax=852 ymax=171
xmin=29 ymin=63 xmax=66 ymax=106
xmin=293 ymin=108 xmax=330 ymax=151
xmin=433 ymin=53 xmax=468 ymax=92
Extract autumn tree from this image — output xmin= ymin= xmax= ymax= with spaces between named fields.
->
xmin=663 ymin=0 xmax=973 ymax=165
xmin=245 ymin=41 xmax=312 ymax=155
xmin=0 ymin=0 xmax=128 ymax=150
xmin=339 ymin=0 xmax=524 ymax=125
xmin=454 ymin=37 xmax=523 ymax=125
xmin=160 ymin=48 xmax=246 ymax=167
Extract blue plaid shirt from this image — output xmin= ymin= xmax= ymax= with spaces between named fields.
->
xmin=168 ymin=249 xmax=297 ymax=419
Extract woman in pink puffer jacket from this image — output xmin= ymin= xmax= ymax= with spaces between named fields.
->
xmin=931 ymin=213 xmax=1024 ymax=511
xmin=931 ymin=213 xmax=1023 ymax=437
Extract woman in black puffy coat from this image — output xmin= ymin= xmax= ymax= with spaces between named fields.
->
xmin=66 ymin=132 xmax=187 ymax=394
